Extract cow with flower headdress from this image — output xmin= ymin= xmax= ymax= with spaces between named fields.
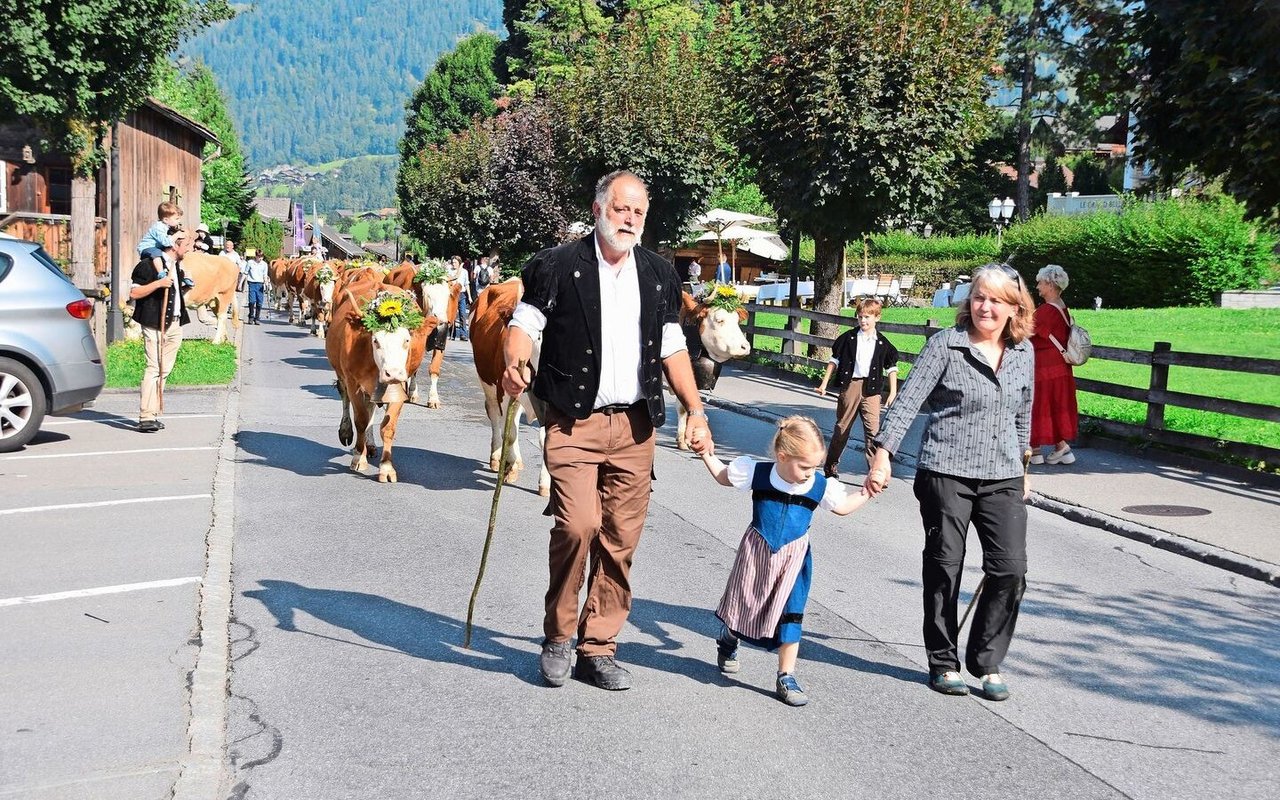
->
xmin=303 ymin=261 xmax=337 ymax=337
xmin=325 ymin=277 xmax=439 ymax=482
xmin=674 ymin=283 xmax=752 ymax=449
xmin=387 ymin=260 xmax=459 ymax=409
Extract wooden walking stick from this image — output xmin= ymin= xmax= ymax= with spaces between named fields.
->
xmin=157 ymin=282 xmax=170 ymax=415
xmin=958 ymin=575 xmax=986 ymax=633
xmin=464 ymin=362 xmax=526 ymax=649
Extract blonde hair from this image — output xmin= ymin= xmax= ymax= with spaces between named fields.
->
xmin=955 ymin=263 xmax=1036 ymax=344
xmin=855 ymin=296 xmax=883 ymax=316
xmin=772 ymin=415 xmax=825 ymax=458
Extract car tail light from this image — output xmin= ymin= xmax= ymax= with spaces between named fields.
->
xmin=66 ymin=299 xmax=94 ymax=319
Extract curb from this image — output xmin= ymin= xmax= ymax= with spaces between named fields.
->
xmin=703 ymin=393 xmax=1280 ymax=588
xmin=171 ymin=325 xmax=241 ymax=799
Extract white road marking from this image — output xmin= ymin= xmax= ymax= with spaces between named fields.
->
xmin=0 ymin=446 xmax=217 ymax=461
xmin=42 ymin=413 xmax=222 ymax=426
xmin=0 ymin=577 xmax=201 ymax=607
xmin=0 ymin=493 xmax=211 ymax=516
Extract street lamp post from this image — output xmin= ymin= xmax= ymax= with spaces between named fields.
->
xmin=394 ymin=225 xmax=401 ymax=263
xmin=988 ymin=196 xmax=1015 ymax=249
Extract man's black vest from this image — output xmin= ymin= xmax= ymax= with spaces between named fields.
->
xmin=130 ymin=258 xmax=190 ymax=330
xmin=522 ymin=235 xmax=682 ymax=427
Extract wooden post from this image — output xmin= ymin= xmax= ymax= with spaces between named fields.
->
xmin=745 ymin=307 xmax=756 ymax=350
xmin=1146 ymin=341 xmax=1171 ymax=431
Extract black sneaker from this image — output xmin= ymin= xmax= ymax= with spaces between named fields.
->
xmin=155 ymin=420 xmax=166 ymax=430
xmin=716 ymin=625 xmax=740 ymax=674
xmin=137 ymin=420 xmax=160 ymax=433
xmin=573 ymin=655 xmax=632 ymax=690
xmin=539 ymin=641 xmax=572 ymax=687
xmin=776 ymin=672 xmax=808 ymax=707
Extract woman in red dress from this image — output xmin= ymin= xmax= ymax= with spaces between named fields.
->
xmin=1030 ymin=264 xmax=1078 ymax=464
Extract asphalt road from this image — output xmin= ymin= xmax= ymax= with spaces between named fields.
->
xmin=221 ymin=313 xmax=1280 ymax=800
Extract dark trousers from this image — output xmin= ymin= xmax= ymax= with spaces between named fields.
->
xmin=913 ymin=470 xmax=1027 ymax=677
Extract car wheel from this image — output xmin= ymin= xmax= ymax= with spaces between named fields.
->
xmin=0 ymin=357 xmax=48 ymax=453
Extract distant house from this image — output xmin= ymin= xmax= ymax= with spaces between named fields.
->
xmin=315 ymin=223 xmax=367 ymax=260
xmin=0 ymin=98 xmax=219 ymax=286
xmin=363 ymin=241 xmax=398 ymax=262
xmin=250 ymin=195 xmax=299 ymax=256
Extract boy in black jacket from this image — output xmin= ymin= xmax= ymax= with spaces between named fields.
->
xmin=815 ymin=297 xmax=899 ymax=479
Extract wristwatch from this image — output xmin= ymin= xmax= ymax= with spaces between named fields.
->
xmin=687 ymin=408 xmax=707 ymax=419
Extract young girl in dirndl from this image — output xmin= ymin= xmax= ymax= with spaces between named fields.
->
xmin=699 ymin=416 xmax=873 ymax=706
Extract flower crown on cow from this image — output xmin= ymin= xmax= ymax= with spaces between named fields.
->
xmin=412 ymin=259 xmax=448 ymax=285
xmin=360 ymin=289 xmax=425 ymax=334
xmin=705 ymin=283 xmax=744 ymax=313
xmin=314 ymin=264 xmax=335 ymax=284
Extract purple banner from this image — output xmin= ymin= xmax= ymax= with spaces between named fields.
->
xmin=293 ymin=203 xmax=305 ymax=250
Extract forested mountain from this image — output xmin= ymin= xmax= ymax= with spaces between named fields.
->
xmin=180 ymin=0 xmax=504 ymax=168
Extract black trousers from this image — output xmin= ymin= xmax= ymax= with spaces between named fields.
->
xmin=913 ymin=470 xmax=1027 ymax=677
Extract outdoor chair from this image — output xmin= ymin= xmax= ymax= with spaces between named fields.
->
xmin=875 ymin=273 xmax=895 ymax=299
xmin=891 ymin=273 xmax=915 ymax=306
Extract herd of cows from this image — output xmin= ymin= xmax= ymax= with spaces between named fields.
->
xmin=180 ymin=254 xmax=753 ymax=487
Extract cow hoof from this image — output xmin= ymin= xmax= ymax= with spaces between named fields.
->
xmin=352 ymin=454 xmax=368 ymax=472
xmin=379 ymin=467 xmax=397 ymax=483
xmin=677 ymin=439 xmax=690 ymax=451
xmin=426 ymin=400 xmax=440 ymax=410
xmin=410 ymin=392 xmax=420 ymax=404
xmin=504 ymin=468 xmax=521 ymax=484
xmin=538 ymin=486 xmax=551 ymax=498
xmin=489 ymin=458 xmax=501 ymax=472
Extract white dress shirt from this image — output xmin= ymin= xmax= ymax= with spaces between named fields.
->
xmin=510 ymin=237 xmax=687 ymax=409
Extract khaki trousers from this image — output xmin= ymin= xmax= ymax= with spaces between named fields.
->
xmin=825 ymin=378 xmax=882 ymax=473
xmin=140 ymin=324 xmax=183 ymax=422
xmin=542 ymin=405 xmax=655 ymax=657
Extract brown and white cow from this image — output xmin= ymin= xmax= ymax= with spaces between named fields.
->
xmin=674 ymin=290 xmax=752 ymax=449
xmin=302 ymin=261 xmax=337 ymax=337
xmin=382 ymin=267 xmax=459 ymax=410
xmin=468 ymin=279 xmax=550 ymax=495
xmin=283 ymin=259 xmax=315 ymax=324
xmin=324 ymin=279 xmax=437 ymax=483
xmin=181 ymin=251 xmax=241 ymax=344
xmin=268 ymin=257 xmax=296 ymax=310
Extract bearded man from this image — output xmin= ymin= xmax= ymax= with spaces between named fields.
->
xmin=502 ymin=170 xmax=715 ymax=690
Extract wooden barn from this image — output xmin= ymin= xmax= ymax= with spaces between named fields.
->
xmin=0 ymin=98 xmax=218 ymax=284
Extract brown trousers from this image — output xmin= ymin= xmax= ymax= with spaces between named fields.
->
xmin=139 ymin=324 xmax=183 ymax=422
xmin=543 ymin=405 xmax=656 ymax=657
xmin=825 ymin=378 xmax=882 ymax=473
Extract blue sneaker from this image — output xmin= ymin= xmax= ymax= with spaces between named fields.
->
xmin=716 ymin=625 xmax=740 ymax=674
xmin=776 ymin=672 xmax=808 ymax=706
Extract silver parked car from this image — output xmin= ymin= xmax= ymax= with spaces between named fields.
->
xmin=0 ymin=235 xmax=106 ymax=452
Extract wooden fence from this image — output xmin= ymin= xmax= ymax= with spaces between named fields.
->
xmin=0 ymin=212 xmax=109 ymax=275
xmin=743 ymin=301 xmax=1280 ymax=465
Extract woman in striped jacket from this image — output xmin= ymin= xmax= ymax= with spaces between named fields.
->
xmin=700 ymin=416 xmax=871 ymax=707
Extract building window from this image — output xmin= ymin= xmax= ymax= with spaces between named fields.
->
xmin=46 ymin=167 xmax=72 ymax=215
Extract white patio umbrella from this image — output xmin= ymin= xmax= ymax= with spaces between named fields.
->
xmin=695 ymin=223 xmax=788 ymax=278
xmin=692 ymin=209 xmax=775 ymax=265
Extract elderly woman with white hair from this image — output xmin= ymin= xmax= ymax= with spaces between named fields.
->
xmin=1030 ymin=264 xmax=1079 ymax=464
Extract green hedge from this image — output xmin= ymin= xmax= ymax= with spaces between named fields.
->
xmin=1002 ymin=197 xmax=1278 ymax=308
xmin=868 ymin=230 xmax=1000 ymax=262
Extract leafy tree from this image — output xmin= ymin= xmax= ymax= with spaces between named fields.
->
xmin=1068 ymin=0 xmax=1280 ymax=220
xmin=487 ymin=100 xmax=577 ymax=261
xmin=1068 ymin=154 xmax=1115 ymax=195
xmin=502 ymin=0 xmax=611 ymax=85
xmin=239 ymin=211 xmax=283 ymax=262
xmin=401 ymin=33 xmax=501 ymax=155
xmin=399 ymin=124 xmax=499 ymax=257
xmin=152 ymin=61 xmax=253 ymax=228
xmin=735 ymin=0 xmax=1000 ymax=351
xmin=928 ymin=114 xmax=1019 ymax=235
xmin=547 ymin=12 xmax=730 ymax=247
xmin=0 ymin=0 xmax=233 ymax=287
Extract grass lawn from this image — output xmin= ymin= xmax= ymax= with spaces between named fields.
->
xmin=106 ymin=339 xmax=238 ymax=388
xmin=750 ymin=305 xmax=1280 ymax=452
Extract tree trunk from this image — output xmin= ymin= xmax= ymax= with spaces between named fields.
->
xmin=70 ymin=175 xmax=97 ymax=290
xmin=1014 ymin=0 xmax=1042 ymax=222
xmin=809 ymin=234 xmax=846 ymax=362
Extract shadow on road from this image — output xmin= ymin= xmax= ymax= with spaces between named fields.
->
xmin=241 ymin=579 xmax=543 ymax=686
xmin=236 ymin=430 xmax=349 ymax=477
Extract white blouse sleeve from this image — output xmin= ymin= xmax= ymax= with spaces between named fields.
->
xmin=726 ymin=456 xmax=757 ymax=491
xmin=818 ymin=477 xmax=849 ymax=511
